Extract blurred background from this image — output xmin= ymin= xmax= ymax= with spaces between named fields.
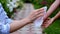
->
xmin=0 ymin=0 xmax=60 ymax=34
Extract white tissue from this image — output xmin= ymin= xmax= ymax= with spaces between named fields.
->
xmin=34 ymin=6 xmax=47 ymax=27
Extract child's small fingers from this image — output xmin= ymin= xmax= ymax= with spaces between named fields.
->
xmin=43 ymin=23 xmax=49 ymax=28
xmin=42 ymin=22 xmax=50 ymax=28
xmin=42 ymin=23 xmax=47 ymax=27
xmin=42 ymin=22 xmax=47 ymax=26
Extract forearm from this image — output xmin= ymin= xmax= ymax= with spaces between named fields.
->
xmin=53 ymin=12 xmax=60 ymax=21
xmin=44 ymin=0 xmax=60 ymax=20
xmin=10 ymin=18 xmax=31 ymax=33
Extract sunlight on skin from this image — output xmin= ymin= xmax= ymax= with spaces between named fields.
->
xmin=43 ymin=11 xmax=60 ymax=28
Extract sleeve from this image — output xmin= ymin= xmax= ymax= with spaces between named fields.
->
xmin=0 ymin=3 xmax=12 ymax=34
xmin=0 ymin=3 xmax=13 ymax=24
xmin=5 ymin=17 xmax=13 ymax=24
xmin=0 ymin=23 xmax=10 ymax=34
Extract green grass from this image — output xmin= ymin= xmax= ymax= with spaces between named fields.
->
xmin=44 ymin=19 xmax=60 ymax=34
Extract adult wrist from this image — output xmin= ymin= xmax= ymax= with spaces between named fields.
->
xmin=25 ymin=17 xmax=32 ymax=23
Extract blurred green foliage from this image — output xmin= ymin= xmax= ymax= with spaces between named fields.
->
xmin=0 ymin=0 xmax=13 ymax=18
xmin=22 ymin=0 xmax=60 ymax=34
xmin=0 ymin=0 xmax=23 ymax=18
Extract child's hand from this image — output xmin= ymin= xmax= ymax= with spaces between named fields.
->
xmin=26 ymin=8 xmax=44 ymax=22
xmin=42 ymin=11 xmax=60 ymax=28
xmin=42 ymin=18 xmax=54 ymax=28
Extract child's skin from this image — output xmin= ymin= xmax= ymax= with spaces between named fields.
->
xmin=42 ymin=0 xmax=60 ymax=28
xmin=44 ymin=0 xmax=60 ymax=20
xmin=42 ymin=12 xmax=60 ymax=28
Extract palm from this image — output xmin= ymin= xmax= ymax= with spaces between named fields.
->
xmin=42 ymin=18 xmax=54 ymax=28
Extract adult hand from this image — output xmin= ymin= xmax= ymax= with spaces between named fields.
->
xmin=26 ymin=8 xmax=44 ymax=22
xmin=10 ymin=8 xmax=44 ymax=32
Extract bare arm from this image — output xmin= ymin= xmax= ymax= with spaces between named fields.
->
xmin=42 ymin=12 xmax=60 ymax=28
xmin=53 ymin=11 xmax=60 ymax=20
xmin=10 ymin=8 xmax=44 ymax=33
xmin=44 ymin=0 xmax=60 ymax=20
xmin=10 ymin=18 xmax=31 ymax=33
